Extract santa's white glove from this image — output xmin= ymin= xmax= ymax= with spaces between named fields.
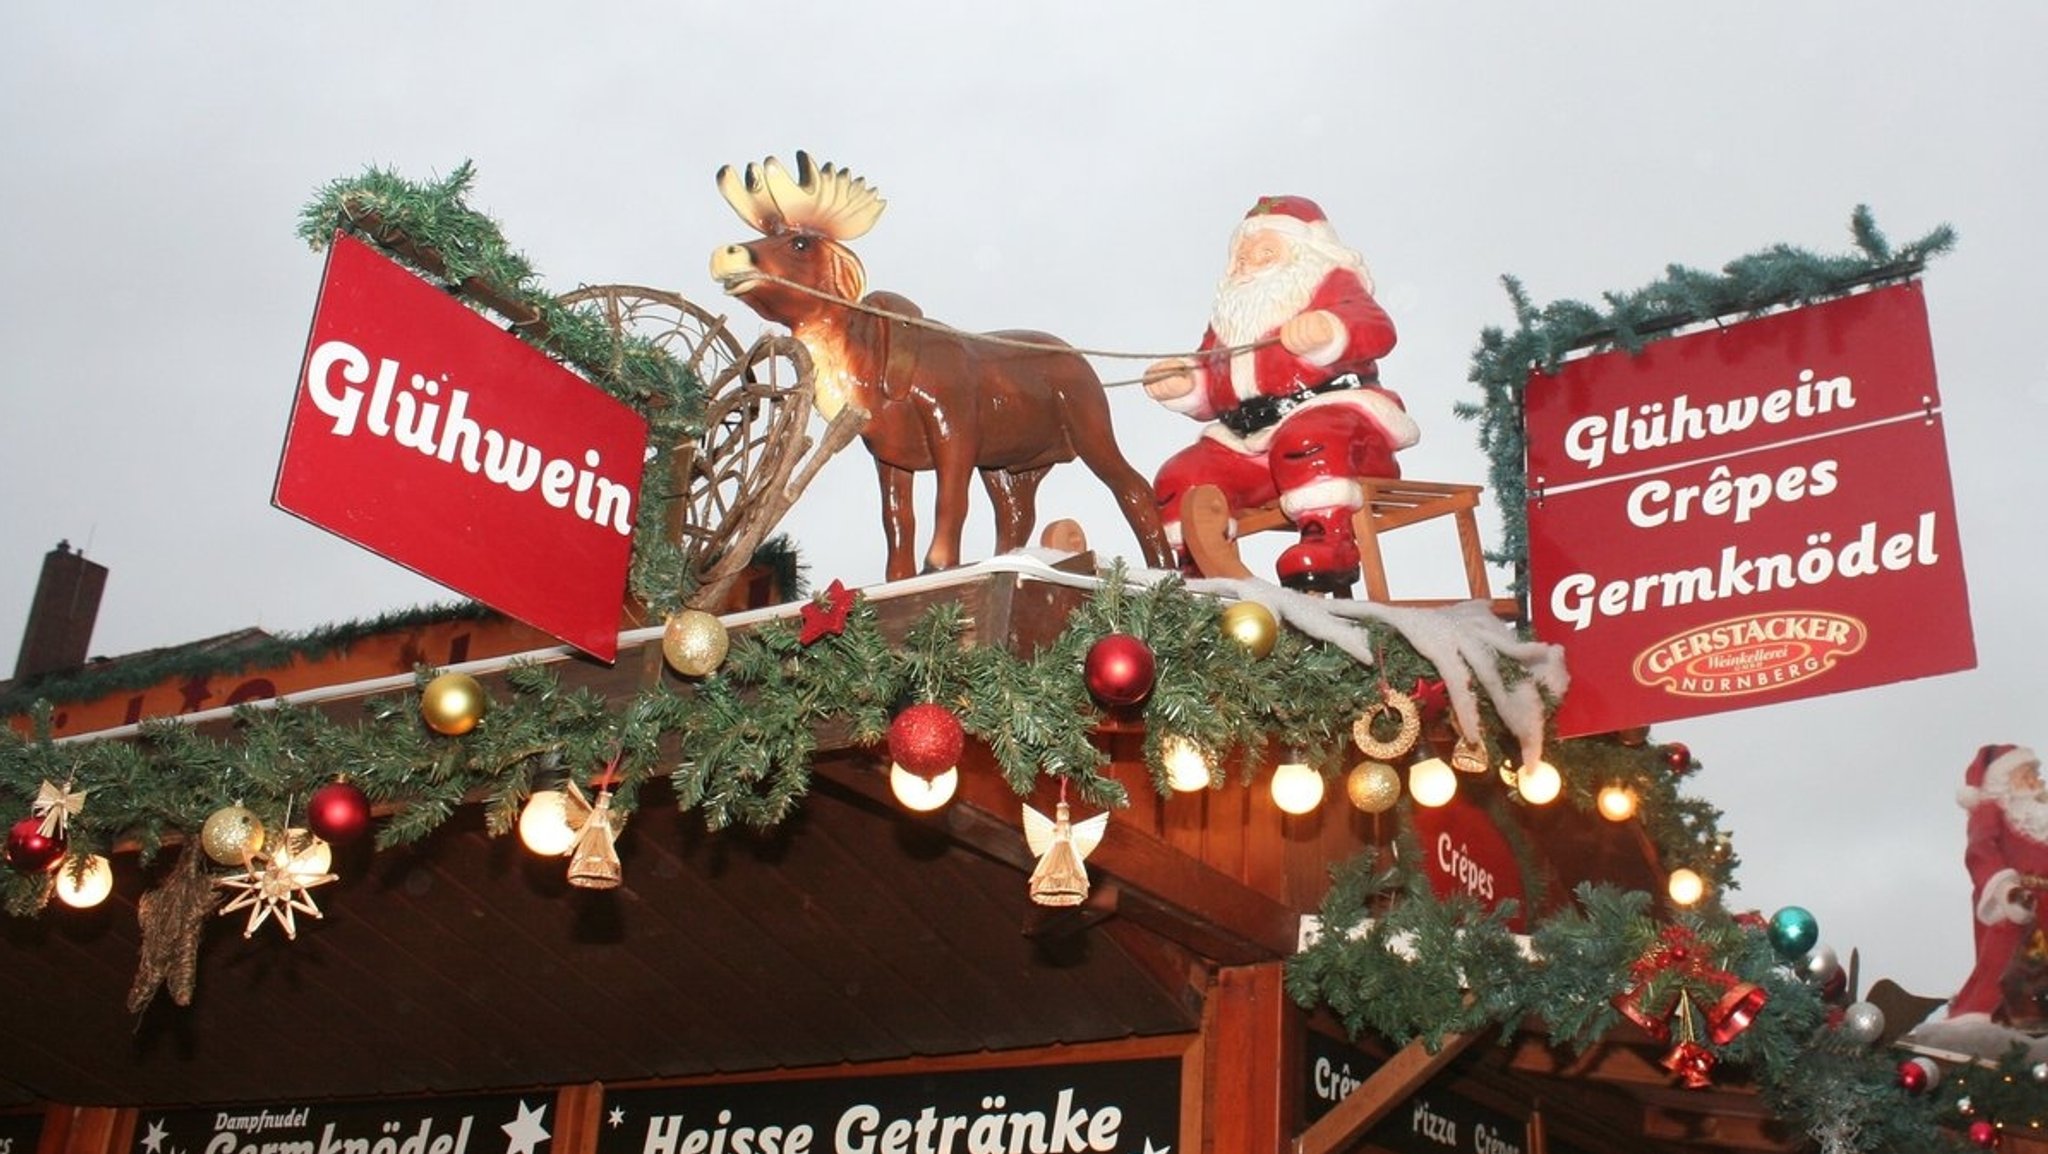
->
xmin=1978 ymin=868 xmax=2037 ymax=925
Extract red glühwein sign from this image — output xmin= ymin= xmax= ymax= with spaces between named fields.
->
xmin=275 ymin=233 xmax=647 ymax=661
xmin=1525 ymin=282 xmax=1974 ymax=736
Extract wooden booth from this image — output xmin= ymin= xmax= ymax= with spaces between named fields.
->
xmin=0 ymin=559 xmax=1804 ymax=1154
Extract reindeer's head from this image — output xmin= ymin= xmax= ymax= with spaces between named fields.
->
xmin=710 ymin=152 xmax=886 ymax=329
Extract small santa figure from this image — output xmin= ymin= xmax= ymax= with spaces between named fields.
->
xmin=1950 ymin=743 xmax=2048 ymax=1027
xmin=1144 ymin=196 xmax=1418 ymax=593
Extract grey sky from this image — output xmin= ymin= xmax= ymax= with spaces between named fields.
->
xmin=3 ymin=3 xmax=2041 ymax=1000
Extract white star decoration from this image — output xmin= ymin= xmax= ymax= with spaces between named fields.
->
xmin=501 ymin=1100 xmax=550 ymax=1154
xmin=214 ymin=851 xmax=336 ymax=939
xmin=606 ymin=1107 xmax=625 ymax=1129
xmin=1143 ymin=1141 xmax=1172 ymax=1154
xmin=140 ymin=1120 xmax=169 ymax=1154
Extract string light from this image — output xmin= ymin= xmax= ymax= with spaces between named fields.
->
xmin=1162 ymin=736 xmax=1212 ymax=793
xmin=54 ymin=854 xmax=113 ymax=909
xmin=1409 ymin=756 xmax=1457 ymax=807
xmin=518 ymin=789 xmax=577 ymax=855
xmin=1513 ymin=760 xmax=1562 ymax=805
xmin=1271 ymin=762 xmax=1325 ymax=815
xmin=1596 ymin=783 xmax=1639 ymax=821
xmin=890 ymin=764 xmax=959 ymax=812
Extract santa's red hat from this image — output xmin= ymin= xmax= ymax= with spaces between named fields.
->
xmin=1231 ymin=195 xmax=1372 ymax=291
xmin=1237 ymin=195 xmax=1341 ymax=247
xmin=1958 ymin=743 xmax=2041 ymax=808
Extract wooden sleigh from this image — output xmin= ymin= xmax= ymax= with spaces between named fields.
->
xmin=1179 ymin=478 xmax=1520 ymax=617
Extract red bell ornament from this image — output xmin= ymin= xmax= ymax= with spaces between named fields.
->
xmin=1084 ymin=633 xmax=1155 ymax=707
xmin=306 ymin=780 xmax=373 ymax=846
xmin=4 ymin=816 xmax=64 ymax=873
xmin=1706 ymin=981 xmax=1768 ymax=1045
xmin=1661 ymin=1040 xmax=1717 ymax=1089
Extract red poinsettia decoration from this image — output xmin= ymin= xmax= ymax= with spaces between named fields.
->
xmin=799 ymin=579 xmax=855 ymax=645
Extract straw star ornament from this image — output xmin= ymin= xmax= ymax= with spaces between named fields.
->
xmin=216 ymin=850 xmax=336 ymax=939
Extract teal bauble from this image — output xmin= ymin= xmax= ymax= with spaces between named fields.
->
xmin=1767 ymin=906 xmax=1820 ymax=960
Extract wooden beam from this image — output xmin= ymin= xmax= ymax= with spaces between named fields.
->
xmin=1293 ymin=1028 xmax=1479 ymax=1154
xmin=1640 ymin=1105 xmax=1797 ymax=1151
xmin=1205 ymin=963 xmax=1293 ymax=1154
xmin=1507 ymin=1034 xmax=1674 ymax=1086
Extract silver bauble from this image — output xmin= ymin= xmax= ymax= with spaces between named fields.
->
xmin=1840 ymin=1000 xmax=1885 ymax=1045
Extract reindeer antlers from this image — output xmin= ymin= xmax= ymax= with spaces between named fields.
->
xmin=716 ymin=151 xmax=887 ymax=241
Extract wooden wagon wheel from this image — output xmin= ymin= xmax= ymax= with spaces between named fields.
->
xmin=556 ymin=285 xmax=862 ymax=613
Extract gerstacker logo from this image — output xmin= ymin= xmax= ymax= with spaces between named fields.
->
xmin=1631 ymin=612 xmax=1867 ymax=698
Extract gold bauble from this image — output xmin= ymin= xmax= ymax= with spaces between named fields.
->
xmin=1219 ymin=601 xmax=1278 ymax=659
xmin=661 ymin=610 xmax=730 ymax=677
xmin=1345 ymin=761 xmax=1402 ymax=814
xmin=199 ymin=804 xmax=266 ymax=866
xmin=420 ymin=672 xmax=488 ymax=736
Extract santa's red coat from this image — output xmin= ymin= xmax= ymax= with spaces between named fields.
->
xmin=1153 ymin=266 xmax=1418 ymax=525
xmin=1950 ymin=798 xmax=2048 ymax=1018
xmin=1162 ymin=267 xmax=1405 ymax=435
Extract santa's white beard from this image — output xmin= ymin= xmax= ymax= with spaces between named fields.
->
xmin=1999 ymin=790 xmax=2048 ymax=844
xmin=1211 ymin=249 xmax=1345 ymax=346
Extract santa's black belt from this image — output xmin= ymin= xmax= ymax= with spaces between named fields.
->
xmin=1216 ymin=371 xmax=1377 ymax=437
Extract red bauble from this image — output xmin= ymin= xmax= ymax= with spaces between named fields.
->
xmin=1084 ymin=633 xmax=1155 ymax=707
xmin=1969 ymin=1119 xmax=1999 ymax=1148
xmin=306 ymin=781 xmax=373 ymax=845
xmin=1663 ymin=742 xmax=1693 ymax=775
xmin=5 ymin=816 xmax=64 ymax=873
xmin=1896 ymin=1056 xmax=1939 ymax=1094
xmin=889 ymin=703 xmax=965 ymax=779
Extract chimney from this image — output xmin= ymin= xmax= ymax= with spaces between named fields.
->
xmin=14 ymin=541 xmax=108 ymax=680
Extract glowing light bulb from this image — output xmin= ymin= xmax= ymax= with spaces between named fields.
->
xmin=55 ymin=854 xmax=114 ymax=909
xmin=1516 ymin=760 xmax=1562 ymax=805
xmin=1668 ymin=867 xmax=1707 ymax=907
xmin=1162 ymin=736 xmax=1212 ymax=793
xmin=1409 ymin=757 xmax=1457 ymax=808
xmin=518 ymin=789 xmax=577 ymax=855
xmin=276 ymin=828 xmax=333 ymax=877
xmin=891 ymin=764 xmax=959 ymax=812
xmin=1270 ymin=762 xmax=1325 ymax=815
xmin=1596 ymin=783 xmax=1639 ymax=822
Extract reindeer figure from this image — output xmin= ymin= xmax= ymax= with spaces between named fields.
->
xmin=709 ymin=152 xmax=1174 ymax=581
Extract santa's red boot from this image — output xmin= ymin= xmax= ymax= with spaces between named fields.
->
xmin=1276 ymin=508 xmax=1361 ymax=595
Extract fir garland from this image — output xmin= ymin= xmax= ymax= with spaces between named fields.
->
xmin=1458 ymin=206 xmax=1956 ymax=602
xmin=0 ymin=572 xmax=1709 ymax=908
xmin=1285 ymin=856 xmax=1958 ymax=1153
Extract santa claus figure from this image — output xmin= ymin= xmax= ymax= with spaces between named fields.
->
xmin=1144 ymin=196 xmax=1418 ymax=592
xmin=1950 ymin=743 xmax=2048 ymax=1027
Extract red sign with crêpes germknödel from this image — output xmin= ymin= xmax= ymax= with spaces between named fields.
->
xmin=1524 ymin=282 xmax=1974 ymax=736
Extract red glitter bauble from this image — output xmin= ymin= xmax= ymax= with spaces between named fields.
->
xmin=306 ymin=780 xmax=373 ymax=845
xmin=1969 ymin=1119 xmax=1999 ymax=1148
xmin=888 ymin=703 xmax=965 ymax=779
xmin=4 ymin=816 xmax=64 ymax=874
xmin=1084 ymin=633 xmax=1155 ymax=707
xmin=1663 ymin=743 xmax=1694 ymax=775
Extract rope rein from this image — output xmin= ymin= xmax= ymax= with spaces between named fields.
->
xmin=731 ymin=272 xmax=1276 ymax=389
